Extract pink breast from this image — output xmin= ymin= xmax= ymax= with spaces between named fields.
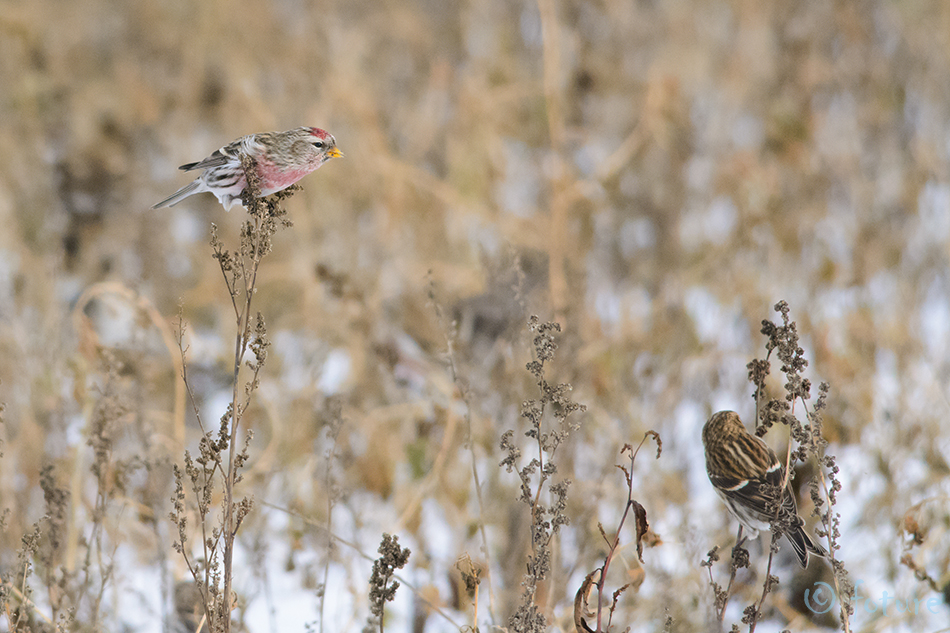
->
xmin=257 ymin=161 xmax=312 ymax=196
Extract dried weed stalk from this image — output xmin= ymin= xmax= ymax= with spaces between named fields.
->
xmin=427 ymin=274 xmax=498 ymax=626
xmin=170 ymin=157 xmax=295 ymax=633
xmin=0 ymin=355 xmax=131 ymax=632
xmin=500 ymin=317 xmax=586 ymax=633
xmin=364 ymin=533 xmax=411 ymax=633
xmin=704 ymin=301 xmax=852 ymax=632
xmin=313 ymin=396 xmax=346 ymax=633
xmin=574 ymin=433 xmax=660 ymax=633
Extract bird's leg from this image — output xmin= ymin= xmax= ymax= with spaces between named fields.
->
xmin=734 ymin=525 xmax=746 ymax=549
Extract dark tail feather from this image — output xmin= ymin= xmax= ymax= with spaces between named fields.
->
xmin=787 ymin=525 xmax=828 ymax=568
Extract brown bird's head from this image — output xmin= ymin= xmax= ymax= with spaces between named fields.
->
xmin=702 ymin=410 xmax=776 ymax=482
xmin=284 ymin=126 xmax=343 ymax=169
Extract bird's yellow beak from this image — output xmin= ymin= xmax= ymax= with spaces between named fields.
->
xmin=327 ymin=147 xmax=343 ymax=159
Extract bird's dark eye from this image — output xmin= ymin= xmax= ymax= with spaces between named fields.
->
xmin=312 ymin=141 xmax=324 ymax=148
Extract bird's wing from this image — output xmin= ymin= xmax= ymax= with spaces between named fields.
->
xmin=179 ymin=140 xmax=243 ymax=171
xmin=709 ymin=431 xmax=793 ymax=522
xmin=714 ymin=470 xmax=779 ymax=518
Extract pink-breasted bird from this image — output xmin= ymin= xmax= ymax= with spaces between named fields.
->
xmin=152 ymin=127 xmax=342 ymax=210
xmin=702 ymin=410 xmax=827 ymax=568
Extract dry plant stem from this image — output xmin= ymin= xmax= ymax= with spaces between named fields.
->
xmin=172 ymin=157 xmax=288 ymax=633
xmin=501 ymin=318 xmax=584 ymax=633
xmin=712 ymin=525 xmax=745 ymax=623
xmin=537 ymin=0 xmax=570 ymax=320
xmin=177 ymin=310 xmax=213 ymax=438
xmin=738 ymin=302 xmax=852 ymax=632
xmin=576 ymin=433 xmax=656 ymax=633
xmin=70 ymin=282 xmax=187 ymax=447
xmin=815 ymin=481 xmax=851 ymax=632
xmin=799 ymin=397 xmax=853 ymax=633
xmin=222 ymin=173 xmax=268 ymax=631
xmin=741 ymin=367 xmax=795 ymax=632
xmin=261 ymin=501 xmax=463 ymax=630
xmin=222 ymin=232 xmax=252 ymax=630
xmin=0 ymin=577 xmax=54 ymax=628
xmin=177 ymin=311 xmax=225 ymax=594
xmin=752 ymin=351 xmax=769 ymax=430
xmin=472 ymin=581 xmax=479 ymax=628
xmin=426 ymin=278 xmax=497 ymax=624
xmin=461 ymin=392 xmax=496 ymax=623
xmin=594 ymin=442 xmax=640 ymax=632
xmin=747 ymin=532 xmax=780 ymax=633
xmin=318 ymin=400 xmax=343 ymax=633
xmin=368 ymin=534 xmax=411 ymax=633
xmin=768 ymin=309 xmax=850 ymax=631
xmin=319 ymin=461 xmax=333 ymax=633
xmin=745 ymin=427 xmax=796 ymax=632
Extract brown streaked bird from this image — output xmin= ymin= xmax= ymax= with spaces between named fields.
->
xmin=152 ymin=127 xmax=342 ymax=210
xmin=702 ymin=410 xmax=827 ymax=568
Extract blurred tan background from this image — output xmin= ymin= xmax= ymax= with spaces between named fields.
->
xmin=1 ymin=0 xmax=949 ymax=631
